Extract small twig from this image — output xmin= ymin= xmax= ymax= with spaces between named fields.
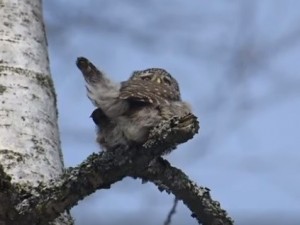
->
xmin=164 ymin=197 xmax=178 ymax=225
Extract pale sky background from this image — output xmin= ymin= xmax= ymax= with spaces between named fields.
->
xmin=43 ymin=0 xmax=300 ymax=224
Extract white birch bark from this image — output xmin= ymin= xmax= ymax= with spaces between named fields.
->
xmin=0 ymin=0 xmax=72 ymax=224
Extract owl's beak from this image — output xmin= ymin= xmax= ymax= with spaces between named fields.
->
xmin=156 ymin=78 xmax=161 ymax=83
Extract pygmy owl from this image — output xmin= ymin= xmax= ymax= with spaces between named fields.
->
xmin=76 ymin=57 xmax=191 ymax=151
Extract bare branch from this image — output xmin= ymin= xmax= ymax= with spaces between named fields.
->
xmin=135 ymin=158 xmax=234 ymax=225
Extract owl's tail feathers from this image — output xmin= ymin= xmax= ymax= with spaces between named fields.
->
xmin=76 ymin=57 xmax=104 ymax=84
xmin=76 ymin=57 xmax=123 ymax=116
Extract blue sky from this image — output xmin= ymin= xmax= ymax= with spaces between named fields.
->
xmin=43 ymin=1 xmax=300 ymax=224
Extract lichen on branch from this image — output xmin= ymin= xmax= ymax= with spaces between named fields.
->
xmin=0 ymin=114 xmax=233 ymax=225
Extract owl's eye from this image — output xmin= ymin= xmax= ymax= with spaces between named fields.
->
xmin=142 ymin=76 xmax=151 ymax=81
xmin=163 ymin=77 xmax=172 ymax=85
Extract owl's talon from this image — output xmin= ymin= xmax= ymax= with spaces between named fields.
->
xmin=173 ymin=114 xmax=199 ymax=133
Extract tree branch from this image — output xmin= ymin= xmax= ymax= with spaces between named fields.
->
xmin=0 ymin=114 xmax=232 ymax=225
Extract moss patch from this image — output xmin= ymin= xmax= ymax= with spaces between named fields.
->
xmin=35 ymin=75 xmax=54 ymax=89
xmin=35 ymin=74 xmax=58 ymax=115
xmin=31 ymin=136 xmax=46 ymax=154
xmin=0 ymin=66 xmax=58 ymax=116
xmin=0 ymin=149 xmax=24 ymax=163
xmin=0 ymin=84 xmax=7 ymax=95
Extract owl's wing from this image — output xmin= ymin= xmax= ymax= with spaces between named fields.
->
xmin=90 ymin=107 xmax=111 ymax=127
xmin=119 ymin=80 xmax=170 ymax=105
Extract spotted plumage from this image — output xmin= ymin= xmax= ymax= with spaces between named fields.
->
xmin=126 ymin=68 xmax=181 ymax=101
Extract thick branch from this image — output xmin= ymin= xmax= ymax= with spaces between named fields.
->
xmin=1 ymin=113 xmax=233 ymax=225
xmin=5 ymin=114 xmax=201 ymax=224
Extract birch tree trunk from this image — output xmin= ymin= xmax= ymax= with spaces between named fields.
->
xmin=0 ymin=0 xmax=72 ymax=224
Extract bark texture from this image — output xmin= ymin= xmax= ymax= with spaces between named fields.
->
xmin=0 ymin=113 xmax=233 ymax=225
xmin=0 ymin=0 xmax=72 ymax=224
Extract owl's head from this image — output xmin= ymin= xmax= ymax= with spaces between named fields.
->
xmin=129 ymin=68 xmax=180 ymax=95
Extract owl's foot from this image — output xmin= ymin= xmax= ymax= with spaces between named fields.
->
xmin=145 ymin=113 xmax=199 ymax=151
xmin=171 ymin=113 xmax=199 ymax=135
